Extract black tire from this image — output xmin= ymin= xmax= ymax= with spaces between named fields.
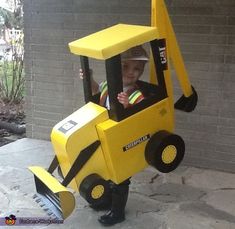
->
xmin=79 ymin=174 xmax=111 ymax=208
xmin=145 ymin=130 xmax=185 ymax=173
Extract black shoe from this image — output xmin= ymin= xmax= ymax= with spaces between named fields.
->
xmin=98 ymin=179 xmax=130 ymax=226
xmin=98 ymin=210 xmax=125 ymax=226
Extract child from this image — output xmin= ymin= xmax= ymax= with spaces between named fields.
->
xmin=80 ymin=45 xmax=148 ymax=226
xmin=80 ymin=45 xmax=148 ymax=109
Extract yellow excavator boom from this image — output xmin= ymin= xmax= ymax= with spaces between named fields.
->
xmin=150 ymin=0 xmax=197 ymax=113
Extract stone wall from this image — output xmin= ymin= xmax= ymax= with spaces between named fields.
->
xmin=23 ymin=0 xmax=235 ymax=172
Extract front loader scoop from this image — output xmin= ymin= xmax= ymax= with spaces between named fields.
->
xmin=29 ymin=166 xmax=75 ymax=220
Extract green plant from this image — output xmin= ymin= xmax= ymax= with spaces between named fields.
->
xmin=0 ymin=38 xmax=24 ymax=104
xmin=0 ymin=0 xmax=24 ymax=104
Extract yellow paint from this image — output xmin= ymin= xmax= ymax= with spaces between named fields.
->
xmin=161 ymin=145 xmax=177 ymax=164
xmin=50 ymin=102 xmax=110 ymax=191
xmin=91 ymin=185 xmax=105 ymax=199
xmin=97 ymin=98 xmax=174 ymax=184
xmin=69 ymin=24 xmax=159 ymax=60
xmin=150 ymin=0 xmax=193 ymax=98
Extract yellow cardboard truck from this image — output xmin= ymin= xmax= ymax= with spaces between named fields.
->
xmin=29 ymin=0 xmax=197 ymax=220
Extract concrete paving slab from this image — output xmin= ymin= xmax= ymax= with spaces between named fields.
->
xmin=0 ymin=138 xmax=234 ymax=229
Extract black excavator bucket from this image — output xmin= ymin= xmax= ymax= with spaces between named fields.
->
xmin=175 ymin=86 xmax=198 ymax=112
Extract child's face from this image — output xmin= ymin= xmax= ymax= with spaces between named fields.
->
xmin=121 ymin=60 xmax=145 ymax=87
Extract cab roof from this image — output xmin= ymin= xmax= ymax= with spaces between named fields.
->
xmin=69 ymin=24 xmax=159 ymax=60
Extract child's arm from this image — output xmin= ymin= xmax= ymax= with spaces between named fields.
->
xmin=79 ymin=69 xmax=99 ymax=95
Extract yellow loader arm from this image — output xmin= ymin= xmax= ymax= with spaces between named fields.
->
xmin=150 ymin=0 xmax=198 ymax=112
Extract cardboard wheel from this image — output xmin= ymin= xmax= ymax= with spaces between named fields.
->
xmin=79 ymin=174 xmax=111 ymax=207
xmin=145 ymin=130 xmax=185 ymax=173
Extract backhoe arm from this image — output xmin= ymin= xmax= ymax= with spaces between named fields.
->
xmin=150 ymin=0 xmax=197 ymax=112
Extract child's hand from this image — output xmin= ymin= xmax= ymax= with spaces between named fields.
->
xmin=79 ymin=68 xmax=84 ymax=79
xmin=79 ymin=68 xmax=93 ymax=79
xmin=117 ymin=92 xmax=129 ymax=108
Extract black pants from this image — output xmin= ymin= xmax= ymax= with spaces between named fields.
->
xmin=110 ymin=178 xmax=131 ymax=191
